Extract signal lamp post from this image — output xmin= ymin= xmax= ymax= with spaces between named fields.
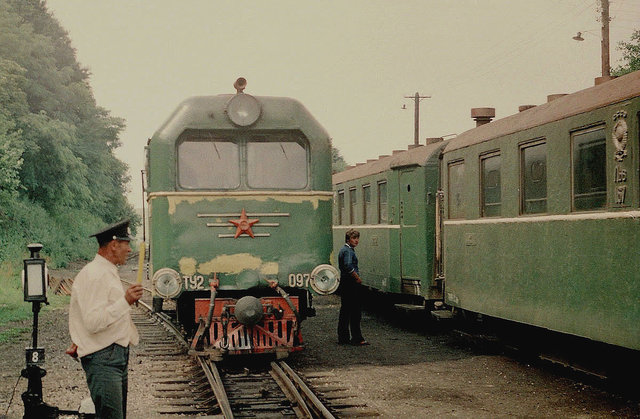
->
xmin=21 ymin=243 xmax=58 ymax=419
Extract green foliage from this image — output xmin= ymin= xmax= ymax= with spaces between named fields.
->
xmin=0 ymin=59 xmax=27 ymax=196
xmin=0 ymin=116 xmax=24 ymax=194
xmin=0 ymin=0 xmax=139 ymax=280
xmin=612 ymin=29 xmax=640 ymax=76
xmin=20 ymin=112 xmax=93 ymax=209
xmin=332 ymin=146 xmax=348 ymax=173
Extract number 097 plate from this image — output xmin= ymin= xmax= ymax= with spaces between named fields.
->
xmin=25 ymin=348 xmax=45 ymax=366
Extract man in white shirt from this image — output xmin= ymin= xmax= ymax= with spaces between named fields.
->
xmin=67 ymin=219 xmax=143 ymax=419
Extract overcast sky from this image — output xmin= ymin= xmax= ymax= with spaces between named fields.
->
xmin=45 ymin=0 xmax=639 ymax=208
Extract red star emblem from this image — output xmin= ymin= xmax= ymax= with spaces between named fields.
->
xmin=228 ymin=208 xmax=259 ymax=238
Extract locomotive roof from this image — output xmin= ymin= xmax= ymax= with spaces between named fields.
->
xmin=151 ymin=94 xmax=330 ymax=144
xmin=332 ymin=140 xmax=446 ymax=185
xmin=444 ymin=70 xmax=640 ymax=153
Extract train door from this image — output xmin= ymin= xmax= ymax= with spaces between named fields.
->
xmin=399 ymin=169 xmax=421 ymax=293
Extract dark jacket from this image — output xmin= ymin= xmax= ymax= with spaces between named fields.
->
xmin=338 ymin=243 xmax=358 ymax=294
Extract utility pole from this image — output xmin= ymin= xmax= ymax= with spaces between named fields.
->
xmin=600 ymin=0 xmax=610 ymax=77
xmin=403 ymin=92 xmax=430 ymax=147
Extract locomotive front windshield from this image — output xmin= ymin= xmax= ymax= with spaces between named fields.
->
xmin=178 ymin=139 xmax=240 ymax=189
xmin=177 ymin=133 xmax=309 ymax=190
xmin=247 ymin=136 xmax=308 ymax=189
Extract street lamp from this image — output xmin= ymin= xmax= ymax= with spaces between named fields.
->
xmin=572 ymin=0 xmax=611 ymax=80
xmin=21 ymin=243 xmax=58 ymax=419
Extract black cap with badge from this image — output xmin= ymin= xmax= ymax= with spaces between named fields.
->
xmin=90 ymin=219 xmax=133 ymax=246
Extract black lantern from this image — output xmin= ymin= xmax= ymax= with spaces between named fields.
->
xmin=23 ymin=243 xmax=47 ymax=303
xmin=20 ymin=243 xmax=60 ymax=418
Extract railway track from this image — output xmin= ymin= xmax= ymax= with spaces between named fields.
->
xmin=125 ymin=274 xmax=371 ymax=418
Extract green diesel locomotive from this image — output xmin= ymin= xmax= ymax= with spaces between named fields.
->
xmin=334 ymin=70 xmax=640 ymax=352
xmin=146 ymin=78 xmax=338 ymax=358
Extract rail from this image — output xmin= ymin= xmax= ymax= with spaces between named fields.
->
xmin=275 ymin=361 xmax=336 ymax=419
xmin=198 ymin=356 xmax=234 ymax=418
xmin=124 ymin=267 xmax=337 ymax=418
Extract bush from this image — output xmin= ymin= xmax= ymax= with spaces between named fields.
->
xmin=0 ymin=193 xmax=103 ymax=331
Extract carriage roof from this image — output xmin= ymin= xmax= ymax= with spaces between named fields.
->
xmin=444 ymin=70 xmax=640 ymax=153
xmin=332 ymin=140 xmax=446 ymax=185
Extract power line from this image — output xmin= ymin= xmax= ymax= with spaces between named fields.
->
xmin=431 ymin=2 xmax=598 ymax=93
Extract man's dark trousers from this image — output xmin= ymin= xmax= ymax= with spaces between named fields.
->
xmin=81 ymin=343 xmax=129 ymax=419
xmin=338 ymin=286 xmax=363 ymax=344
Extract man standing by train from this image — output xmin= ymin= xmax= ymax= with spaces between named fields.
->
xmin=67 ymin=219 xmax=143 ymax=419
xmin=337 ymin=228 xmax=368 ymax=346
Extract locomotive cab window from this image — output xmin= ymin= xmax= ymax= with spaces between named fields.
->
xmin=178 ymin=139 xmax=240 ymax=189
xmin=247 ymin=136 xmax=308 ymax=189
xmin=572 ymin=126 xmax=606 ymax=211
xmin=521 ymin=141 xmax=547 ymax=214
xmin=480 ymin=153 xmax=501 ymax=217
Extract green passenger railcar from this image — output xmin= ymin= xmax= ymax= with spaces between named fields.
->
xmin=145 ymin=79 xmax=338 ymax=358
xmin=332 ymin=140 xmax=446 ymax=308
xmin=441 ymin=71 xmax=640 ymax=351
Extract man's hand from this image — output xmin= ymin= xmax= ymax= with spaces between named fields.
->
xmin=65 ymin=343 xmax=78 ymax=360
xmin=125 ymin=283 xmax=144 ymax=305
xmin=353 ymin=272 xmax=362 ymax=284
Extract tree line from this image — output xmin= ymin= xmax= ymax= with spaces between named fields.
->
xmin=0 ymin=0 xmax=137 ymax=268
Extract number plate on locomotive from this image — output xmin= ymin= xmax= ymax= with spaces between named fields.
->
xmin=288 ymin=273 xmax=310 ymax=288
xmin=183 ymin=275 xmax=206 ymax=290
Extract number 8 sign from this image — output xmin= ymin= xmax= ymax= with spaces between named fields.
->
xmin=25 ymin=348 xmax=45 ymax=366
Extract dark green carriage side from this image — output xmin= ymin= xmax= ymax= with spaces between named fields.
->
xmin=332 ymin=141 xmax=446 ymax=305
xmin=145 ymin=95 xmax=334 ymax=300
xmin=442 ymin=71 xmax=640 ymax=350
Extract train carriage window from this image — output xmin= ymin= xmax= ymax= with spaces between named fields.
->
xmin=338 ymin=190 xmax=345 ymax=225
xmin=247 ymin=137 xmax=308 ymax=189
xmin=448 ymin=161 xmax=465 ymax=219
xmin=572 ymin=127 xmax=606 ymax=211
xmin=377 ymin=181 xmax=388 ymax=224
xmin=363 ymin=184 xmax=372 ymax=224
xmin=178 ymin=140 xmax=239 ymax=189
xmin=349 ymin=187 xmax=357 ymax=224
xmin=521 ymin=141 xmax=547 ymax=214
xmin=480 ymin=153 xmax=501 ymax=217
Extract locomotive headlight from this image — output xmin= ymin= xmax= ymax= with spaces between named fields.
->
xmin=234 ymin=296 xmax=264 ymax=326
xmin=152 ymin=268 xmax=182 ymax=299
xmin=309 ymin=264 xmax=340 ymax=295
xmin=225 ymin=93 xmax=261 ymax=127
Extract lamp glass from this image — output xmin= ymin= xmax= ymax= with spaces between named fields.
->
xmin=309 ymin=264 xmax=340 ymax=295
xmin=226 ymin=94 xmax=261 ymax=127
xmin=24 ymin=260 xmax=46 ymax=301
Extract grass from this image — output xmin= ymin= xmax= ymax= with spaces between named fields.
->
xmin=0 ymin=262 xmax=70 ymax=344
xmin=0 ymin=326 xmax=31 ymax=344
